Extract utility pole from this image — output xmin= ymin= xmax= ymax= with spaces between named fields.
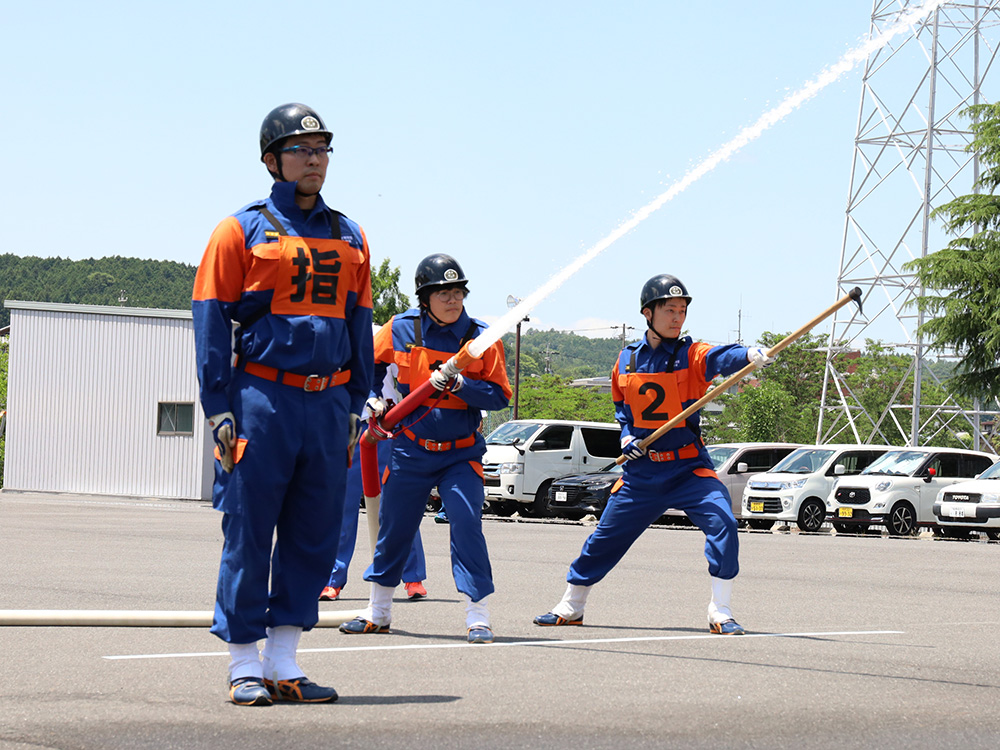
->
xmin=542 ymin=344 xmax=556 ymax=375
xmin=506 ymin=295 xmax=529 ymax=419
xmin=612 ymin=324 xmax=634 ymax=349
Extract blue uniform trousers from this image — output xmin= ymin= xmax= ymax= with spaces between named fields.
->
xmin=211 ymin=372 xmax=349 ymax=644
xmin=328 ymin=435 xmax=426 ymax=588
xmin=567 ymin=457 xmax=739 ymax=586
xmin=364 ymin=437 xmax=493 ymax=602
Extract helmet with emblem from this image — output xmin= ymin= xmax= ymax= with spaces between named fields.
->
xmin=259 ymin=103 xmax=333 ymax=161
xmin=639 ymin=274 xmax=692 ymax=312
xmin=415 ymin=254 xmax=469 ymax=298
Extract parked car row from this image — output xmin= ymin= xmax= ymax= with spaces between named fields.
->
xmin=482 ymin=419 xmax=622 ymax=518
xmin=543 ymin=441 xmax=802 ymax=522
xmin=524 ymin=432 xmax=1000 ymax=539
xmin=830 ymin=447 xmax=996 ymax=536
xmin=742 ymin=444 xmax=896 ymax=531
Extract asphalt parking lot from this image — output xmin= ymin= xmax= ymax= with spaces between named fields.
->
xmin=2 ymin=491 xmax=999 ymax=750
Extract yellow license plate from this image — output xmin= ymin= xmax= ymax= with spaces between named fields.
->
xmin=838 ymin=507 xmax=853 ymax=518
xmin=750 ymin=502 xmax=764 ymax=512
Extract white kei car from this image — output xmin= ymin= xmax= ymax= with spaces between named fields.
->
xmin=932 ymin=458 xmax=1000 ymax=540
xmin=829 ymin=446 xmax=996 ymax=536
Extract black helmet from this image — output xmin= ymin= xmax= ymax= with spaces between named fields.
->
xmin=415 ymin=254 xmax=469 ymax=295
xmin=259 ymin=103 xmax=333 ymax=161
xmin=640 ymin=274 xmax=692 ymax=312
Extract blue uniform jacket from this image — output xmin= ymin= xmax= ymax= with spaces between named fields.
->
xmin=613 ymin=335 xmax=748 ymax=453
xmin=373 ymin=308 xmax=511 ymax=442
xmin=192 ymin=181 xmax=374 ymax=418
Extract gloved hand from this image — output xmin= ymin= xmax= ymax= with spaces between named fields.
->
xmin=621 ymin=436 xmax=647 ymax=461
xmin=429 ymin=368 xmax=464 ymax=392
xmin=747 ymin=347 xmax=776 ymax=368
xmin=367 ymin=418 xmax=392 ymax=441
xmin=208 ymin=412 xmax=236 ymax=473
xmin=365 ymin=396 xmax=388 ymax=419
xmin=347 ymin=413 xmax=362 ymax=454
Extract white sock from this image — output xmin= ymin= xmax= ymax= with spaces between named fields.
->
xmin=708 ymin=576 xmax=735 ymax=625
xmin=551 ymin=583 xmax=591 ymax=619
xmin=463 ymin=594 xmax=490 ymax=629
xmin=261 ymin=626 xmax=305 ymax=682
xmin=361 ymin=582 xmax=395 ymax=626
xmin=228 ymin=642 xmax=262 ymax=681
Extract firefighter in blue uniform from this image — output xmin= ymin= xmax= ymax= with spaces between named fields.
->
xmin=532 ymin=275 xmax=773 ymax=635
xmin=339 ymin=254 xmax=511 ymax=643
xmin=193 ymin=103 xmax=373 ymax=706
xmin=321 ymin=327 xmax=428 ymax=603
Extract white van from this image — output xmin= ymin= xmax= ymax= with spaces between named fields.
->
xmin=741 ymin=444 xmax=896 ymax=532
xmin=660 ymin=442 xmax=801 ymax=523
xmin=482 ymin=420 xmax=621 ymax=517
xmin=932 ymin=458 xmax=1000 ymax=540
xmin=829 ymin=446 xmax=996 ymax=536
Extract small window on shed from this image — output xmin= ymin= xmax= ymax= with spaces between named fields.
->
xmin=158 ymin=402 xmax=195 ymax=435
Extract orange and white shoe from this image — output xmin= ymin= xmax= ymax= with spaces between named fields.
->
xmin=404 ymin=581 xmax=427 ymax=600
xmin=319 ymin=586 xmax=341 ymax=601
xmin=264 ymin=676 xmax=338 ymax=703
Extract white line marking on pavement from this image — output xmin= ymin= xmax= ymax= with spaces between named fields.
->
xmin=103 ymin=629 xmax=903 ymax=661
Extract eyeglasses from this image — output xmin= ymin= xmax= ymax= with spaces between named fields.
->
xmin=431 ymin=288 xmax=467 ymax=302
xmin=279 ymin=145 xmax=333 ymax=159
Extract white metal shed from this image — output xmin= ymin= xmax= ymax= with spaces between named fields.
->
xmin=2 ymin=301 xmax=212 ymax=500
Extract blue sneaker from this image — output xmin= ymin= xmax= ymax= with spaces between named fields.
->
xmin=468 ymin=626 xmax=495 ymax=644
xmin=435 ymin=510 xmax=449 ymax=524
xmin=533 ymin=612 xmax=583 ymax=626
xmin=709 ymin=619 xmax=745 ymax=635
xmin=339 ymin=616 xmax=390 ymax=634
xmin=229 ymin=677 xmax=272 ymax=706
xmin=264 ymin=677 xmax=338 ymax=703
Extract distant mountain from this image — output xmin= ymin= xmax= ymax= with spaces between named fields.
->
xmin=500 ymin=328 xmax=627 ymax=380
xmin=0 ymin=254 xmax=197 ymax=328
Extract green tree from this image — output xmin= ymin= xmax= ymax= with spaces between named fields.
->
xmin=707 ymin=333 xmax=825 ymax=444
xmin=737 ymin=379 xmax=795 ymax=442
xmin=839 ymin=340 xmax=974 ymax=448
xmin=371 ymin=258 xmax=410 ymax=325
xmin=755 ymin=331 xmax=828 ymax=442
xmin=906 ymin=102 xmax=1000 ymax=400
xmin=0 ymin=254 xmax=198 ymax=327
xmin=516 ymin=375 xmax=616 ymax=423
xmin=501 ymin=329 xmax=623 ymax=380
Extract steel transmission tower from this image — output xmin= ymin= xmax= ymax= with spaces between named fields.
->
xmin=818 ymin=0 xmax=1000 ymax=449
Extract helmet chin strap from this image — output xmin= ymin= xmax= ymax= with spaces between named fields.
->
xmin=267 ymin=156 xmax=287 ymax=183
xmin=424 ymin=305 xmax=449 ymax=326
xmin=643 ymin=311 xmax=674 ymax=344
xmin=269 ymin=153 xmax=316 ymax=194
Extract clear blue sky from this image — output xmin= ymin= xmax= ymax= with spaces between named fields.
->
xmin=2 ymin=1 xmax=930 ymax=347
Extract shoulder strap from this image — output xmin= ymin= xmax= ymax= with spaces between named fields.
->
xmin=251 ymin=205 xmax=288 ymax=236
xmin=413 ymin=315 xmax=423 ymax=348
xmin=236 ymin=206 xmax=288 ymax=333
xmin=412 ymin=317 xmax=478 ymax=352
xmin=460 ymin=320 xmax=480 ymax=346
xmin=664 ymin=338 xmax=684 ymax=374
